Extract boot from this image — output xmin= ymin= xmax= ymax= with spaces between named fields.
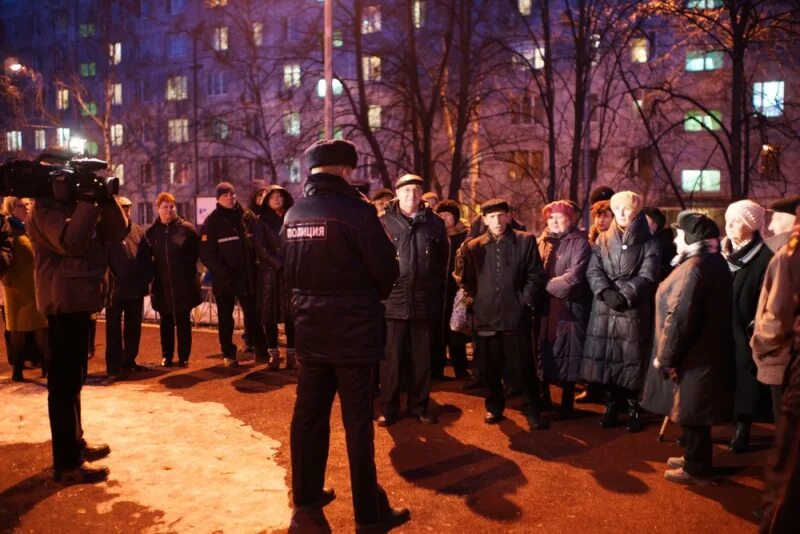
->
xmin=599 ymin=402 xmax=620 ymax=428
xmin=729 ymin=420 xmax=751 ymax=453
xmin=267 ymin=348 xmax=281 ymax=371
xmin=285 ymin=348 xmax=297 ymax=370
xmin=540 ymin=383 xmax=554 ymax=411
xmin=624 ymin=400 xmax=643 ymax=433
xmin=558 ymin=383 xmax=575 ymax=420
xmin=12 ymin=362 xmax=24 ymax=382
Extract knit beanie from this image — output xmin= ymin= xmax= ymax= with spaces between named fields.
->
xmin=725 ymin=199 xmax=765 ymax=231
xmin=609 ymin=191 xmax=642 ymax=212
xmin=216 ymin=181 xmax=235 ymax=199
xmin=542 ymin=200 xmax=576 ymax=221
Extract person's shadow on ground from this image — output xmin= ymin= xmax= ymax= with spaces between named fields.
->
xmin=386 ymin=402 xmax=527 ymax=522
xmin=232 ymin=369 xmax=296 ymax=394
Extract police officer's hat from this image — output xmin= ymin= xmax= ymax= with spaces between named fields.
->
xmin=305 ymin=139 xmax=358 ymax=170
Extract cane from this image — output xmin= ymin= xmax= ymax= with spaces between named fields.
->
xmin=657 ymin=415 xmax=670 ymax=442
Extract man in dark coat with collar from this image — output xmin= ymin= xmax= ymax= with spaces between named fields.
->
xmin=282 ymin=139 xmax=409 ymax=532
xmin=199 ymin=182 xmax=267 ymax=367
xmin=455 ymin=198 xmax=549 ymax=430
xmin=378 ymin=174 xmax=448 ymax=427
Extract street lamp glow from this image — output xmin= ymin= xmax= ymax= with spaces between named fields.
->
xmin=8 ymin=62 xmax=22 ymax=72
xmin=69 ymin=137 xmax=87 ymax=155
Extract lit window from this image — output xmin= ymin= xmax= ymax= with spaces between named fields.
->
xmin=168 ymin=118 xmax=189 ymax=143
xmin=362 ymin=5 xmax=381 ymax=34
xmin=363 ymin=56 xmax=381 ymax=81
xmin=211 ymin=118 xmax=229 ymax=141
xmin=508 ymin=150 xmax=543 ymax=180
xmin=685 ymin=50 xmax=723 ymax=71
xmin=333 ymin=30 xmax=343 ymax=48
xmin=166 ymin=76 xmax=188 ymax=100
xmin=414 ymin=1 xmax=425 ymax=28
xmin=205 ymin=0 xmax=228 ymax=6
xmin=288 ymin=158 xmax=302 ymax=183
xmin=590 ymin=34 xmax=601 ymax=49
xmin=80 ymin=62 xmax=97 ymax=77
xmin=213 ymin=27 xmax=228 ymax=51
xmin=368 ymin=105 xmax=382 ymax=129
xmin=79 ymin=23 xmax=95 ymax=38
xmin=518 ymin=0 xmax=532 ymax=16
xmin=206 ymin=71 xmax=228 ymax=96
xmin=112 ymin=163 xmax=124 ymax=185
xmin=112 ymin=83 xmax=123 ymax=105
xmin=6 ymin=131 xmax=22 ymax=152
xmin=283 ymin=111 xmax=301 ymax=136
xmin=284 ymin=64 xmax=302 ymax=89
xmin=316 ymin=78 xmax=343 ymax=97
xmin=56 ymin=128 xmax=70 ymax=146
xmin=760 ymin=144 xmax=781 ymax=181
xmin=169 ymin=162 xmax=190 ymax=184
xmin=513 ymin=42 xmax=545 ymax=70
xmin=686 ymin=0 xmax=722 ymax=9
xmin=631 ymin=37 xmax=648 ymax=63
xmin=111 ymin=124 xmax=124 ymax=146
xmin=56 ymin=88 xmax=69 ymax=110
xmin=109 ymin=42 xmax=122 ymax=65
xmin=81 ymin=102 xmax=98 ymax=116
xmin=753 ymin=81 xmax=784 ymax=117
xmin=253 ymin=22 xmax=264 ymax=47
xmin=681 ymin=169 xmax=721 ymax=193
xmin=86 ymin=141 xmax=98 ymax=156
xmin=35 ymin=129 xmax=46 ymax=150
xmin=684 ymin=110 xmax=721 ymax=131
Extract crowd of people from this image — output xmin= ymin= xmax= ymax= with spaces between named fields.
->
xmin=1 ymin=137 xmax=798 ymax=532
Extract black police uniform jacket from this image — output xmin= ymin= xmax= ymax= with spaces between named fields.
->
xmin=380 ymin=200 xmax=449 ymax=321
xmin=199 ymin=202 xmax=258 ymax=297
xmin=281 ymin=172 xmax=400 ymax=365
xmin=456 ymin=226 xmax=544 ymax=332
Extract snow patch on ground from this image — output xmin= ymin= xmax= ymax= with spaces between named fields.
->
xmin=0 ymin=381 xmax=291 ymax=533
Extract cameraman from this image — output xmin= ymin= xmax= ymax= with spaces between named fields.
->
xmin=27 ymin=174 xmax=127 ymax=484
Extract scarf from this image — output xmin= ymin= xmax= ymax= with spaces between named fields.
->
xmin=671 ymin=238 xmax=720 ymax=267
xmin=722 ymin=232 xmax=764 ymax=272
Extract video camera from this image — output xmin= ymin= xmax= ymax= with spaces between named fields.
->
xmin=0 ymin=149 xmax=119 ymax=203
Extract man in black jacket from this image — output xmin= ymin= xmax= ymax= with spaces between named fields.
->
xmin=283 ymin=139 xmax=409 ymax=532
xmin=200 ymin=182 xmax=266 ymax=367
xmin=378 ymin=174 xmax=448 ymax=426
xmin=105 ymin=197 xmax=150 ymax=378
xmin=455 ymin=199 xmax=549 ymax=431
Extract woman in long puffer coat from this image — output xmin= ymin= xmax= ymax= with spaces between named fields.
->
xmin=641 ymin=211 xmax=734 ymax=485
xmin=535 ymin=201 xmax=591 ymax=419
xmin=721 ymin=199 xmax=773 ymax=452
xmin=581 ymin=191 xmax=661 ymax=432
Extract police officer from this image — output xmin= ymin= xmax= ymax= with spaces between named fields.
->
xmin=200 ymin=182 xmax=267 ymax=367
xmin=282 ymin=139 xmax=410 ymax=532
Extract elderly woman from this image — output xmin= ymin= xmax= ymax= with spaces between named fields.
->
xmin=581 ymin=191 xmax=660 ymax=432
xmin=588 ymin=200 xmax=614 ymax=246
xmin=722 ymin=199 xmax=773 ymax=453
xmin=535 ymin=201 xmax=592 ymax=419
xmin=144 ymin=192 xmax=202 ymax=367
xmin=642 ymin=211 xmax=733 ymax=485
xmin=3 ymin=197 xmax=49 ymax=381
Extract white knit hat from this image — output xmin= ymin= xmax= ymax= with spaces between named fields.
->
xmin=725 ymin=199 xmax=765 ymax=231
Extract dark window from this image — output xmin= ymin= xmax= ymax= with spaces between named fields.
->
xmin=138 ymin=202 xmax=154 ymax=225
xmin=207 ymin=157 xmax=228 ymax=183
xmin=141 ymin=162 xmax=153 ymax=184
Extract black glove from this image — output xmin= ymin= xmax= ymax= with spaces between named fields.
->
xmin=601 ymin=289 xmax=627 ymax=311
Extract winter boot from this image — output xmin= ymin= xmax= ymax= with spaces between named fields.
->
xmin=729 ymin=420 xmax=751 ymax=453
xmin=624 ymin=400 xmax=643 ymax=433
xmin=267 ymin=348 xmax=281 ymax=371
xmin=599 ymin=402 xmax=620 ymax=428
xmin=285 ymin=348 xmax=297 ymax=370
xmin=558 ymin=383 xmax=575 ymax=420
xmin=540 ymin=383 xmax=554 ymax=411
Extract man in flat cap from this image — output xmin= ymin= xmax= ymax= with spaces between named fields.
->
xmin=766 ymin=196 xmax=800 ymax=252
xmin=371 ymin=187 xmax=394 ymax=217
xmin=200 ymin=182 xmax=267 ymax=368
xmin=282 ymin=139 xmax=409 ymax=531
xmin=105 ymin=196 xmax=150 ymax=378
xmin=377 ymin=174 xmax=448 ymax=427
xmin=455 ymin=198 xmax=549 ymax=431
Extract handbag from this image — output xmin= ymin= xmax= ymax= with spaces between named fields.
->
xmin=449 ymin=288 xmax=473 ymax=336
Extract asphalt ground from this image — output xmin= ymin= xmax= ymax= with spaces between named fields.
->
xmin=0 ymin=322 xmax=767 ymax=533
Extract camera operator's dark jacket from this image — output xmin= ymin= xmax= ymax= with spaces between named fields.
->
xmin=106 ymin=221 xmax=150 ymax=305
xmin=380 ymin=200 xmax=449 ymax=321
xmin=28 ymin=199 xmax=127 ymax=315
xmin=455 ymin=226 xmax=544 ymax=332
xmin=0 ymin=215 xmax=12 ymax=278
xmin=144 ymin=217 xmax=202 ymax=315
xmin=199 ymin=202 xmax=258 ymax=297
xmin=282 ymin=172 xmax=399 ymax=365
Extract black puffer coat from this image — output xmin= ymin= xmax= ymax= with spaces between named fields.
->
xmin=722 ymin=233 xmax=773 ymax=416
xmin=252 ymin=212 xmax=287 ymax=325
xmin=144 ymin=217 xmax=202 ymax=315
xmin=381 ymin=200 xmax=449 ymax=321
xmin=106 ymin=221 xmax=151 ymax=304
xmin=535 ymin=227 xmax=592 ymax=383
xmin=199 ymin=202 xmax=258 ymax=297
xmin=282 ymin=173 xmax=399 ymax=365
xmin=581 ymin=213 xmax=661 ymax=391
xmin=641 ymin=243 xmax=734 ymax=425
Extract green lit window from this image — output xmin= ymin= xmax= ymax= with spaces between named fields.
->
xmin=685 ymin=50 xmax=723 ymax=72
xmin=86 ymin=141 xmax=99 ymax=156
xmin=81 ymin=102 xmax=98 ymax=116
xmin=681 ymin=169 xmax=721 ymax=193
xmin=80 ymin=62 xmax=97 ymax=77
xmin=684 ymin=110 xmax=721 ymax=131
xmin=686 ymin=0 xmax=722 ymax=9
xmin=79 ymin=23 xmax=95 ymax=37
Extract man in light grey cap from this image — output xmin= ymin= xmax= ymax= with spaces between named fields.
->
xmin=105 ymin=196 xmax=150 ymax=378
